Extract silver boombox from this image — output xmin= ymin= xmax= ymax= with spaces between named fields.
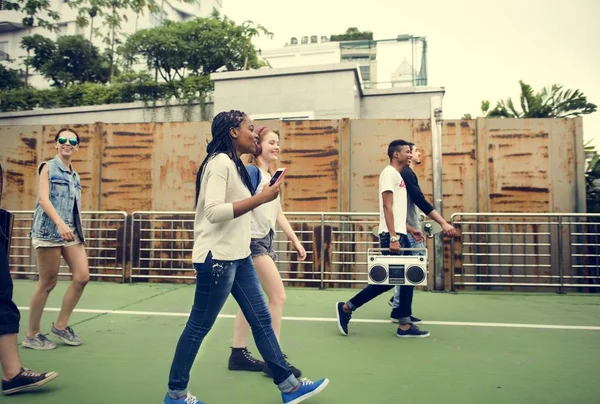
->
xmin=366 ymin=248 xmax=428 ymax=286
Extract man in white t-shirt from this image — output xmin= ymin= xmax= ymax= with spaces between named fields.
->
xmin=335 ymin=139 xmax=430 ymax=338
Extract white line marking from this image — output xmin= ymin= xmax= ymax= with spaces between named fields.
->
xmin=16 ymin=306 xmax=600 ymax=331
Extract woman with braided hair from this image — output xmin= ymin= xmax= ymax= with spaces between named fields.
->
xmin=163 ymin=110 xmax=329 ymax=404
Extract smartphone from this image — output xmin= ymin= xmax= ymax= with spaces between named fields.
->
xmin=269 ymin=167 xmax=287 ymax=186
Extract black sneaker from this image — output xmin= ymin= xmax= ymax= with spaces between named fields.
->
xmin=388 ymin=296 xmax=394 ymax=306
xmin=2 ymin=368 xmax=58 ymax=395
xmin=228 ymin=347 xmax=264 ymax=372
xmin=335 ymin=302 xmax=352 ymax=336
xmin=262 ymin=354 xmax=302 ymax=378
xmin=396 ymin=324 xmax=430 ymax=338
xmin=390 ymin=314 xmax=422 ymax=324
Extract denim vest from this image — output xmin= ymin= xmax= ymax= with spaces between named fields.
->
xmin=30 ymin=155 xmax=85 ymax=243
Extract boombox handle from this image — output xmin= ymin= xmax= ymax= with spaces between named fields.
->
xmin=367 ymin=247 xmax=428 ymax=255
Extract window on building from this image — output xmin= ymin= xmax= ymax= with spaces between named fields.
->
xmin=359 ymin=65 xmax=371 ymax=81
xmin=0 ymin=41 xmax=9 ymax=61
xmin=149 ymin=12 xmax=162 ymax=27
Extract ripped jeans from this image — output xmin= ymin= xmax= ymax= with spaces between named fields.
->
xmin=167 ymin=252 xmax=298 ymax=397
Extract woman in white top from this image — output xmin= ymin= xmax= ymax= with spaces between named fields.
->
xmin=228 ymin=126 xmax=307 ymax=378
xmin=163 ymin=111 xmax=328 ymax=404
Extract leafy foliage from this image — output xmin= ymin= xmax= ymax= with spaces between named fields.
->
xmin=585 ymin=141 xmax=600 ymax=213
xmin=122 ymin=12 xmax=264 ymax=83
xmin=0 ymin=64 xmax=25 ymax=90
xmin=330 ymin=27 xmax=373 ymax=41
xmin=482 ymin=80 xmax=597 ymax=118
xmin=0 ymin=71 xmax=212 ymax=112
xmin=1 ymin=0 xmax=60 ymax=30
xmin=20 ymin=35 xmax=111 ymax=87
xmin=67 ymin=0 xmax=196 ymax=80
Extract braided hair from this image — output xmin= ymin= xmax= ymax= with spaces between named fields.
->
xmin=194 ymin=110 xmax=256 ymax=207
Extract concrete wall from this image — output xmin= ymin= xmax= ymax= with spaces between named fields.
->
xmin=0 ymin=101 xmax=213 ymax=125
xmin=260 ymin=42 xmax=341 ymax=69
xmin=211 ymin=63 xmax=444 ymax=120
xmin=361 ymin=89 xmax=443 ymax=119
xmin=1 ymin=63 xmax=442 ymax=125
xmin=212 ymin=64 xmax=361 ymax=119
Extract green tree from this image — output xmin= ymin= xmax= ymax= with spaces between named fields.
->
xmin=330 ymin=27 xmax=373 ymax=41
xmin=122 ymin=13 xmax=264 ymax=84
xmin=482 ymin=80 xmax=597 ymax=118
xmin=1 ymin=0 xmax=60 ymax=30
xmin=67 ymin=0 xmax=196 ymax=81
xmin=20 ymin=35 xmax=111 ymax=87
xmin=240 ymin=20 xmax=272 ymax=70
xmin=0 ymin=64 xmax=25 ymax=90
xmin=4 ymin=0 xmax=61 ymax=84
xmin=20 ymin=34 xmax=55 ymax=71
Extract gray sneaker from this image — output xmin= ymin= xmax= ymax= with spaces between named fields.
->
xmin=51 ymin=324 xmax=82 ymax=346
xmin=22 ymin=333 xmax=56 ymax=351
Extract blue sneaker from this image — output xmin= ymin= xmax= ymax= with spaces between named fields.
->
xmin=396 ymin=324 xmax=430 ymax=338
xmin=282 ymin=378 xmax=329 ymax=404
xmin=335 ymin=302 xmax=352 ymax=336
xmin=163 ymin=392 xmax=204 ymax=404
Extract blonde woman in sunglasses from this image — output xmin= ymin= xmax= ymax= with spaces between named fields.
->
xmin=23 ymin=128 xmax=89 ymax=351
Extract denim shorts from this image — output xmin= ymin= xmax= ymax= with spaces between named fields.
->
xmin=250 ymin=229 xmax=277 ymax=260
xmin=31 ymin=231 xmax=83 ymax=250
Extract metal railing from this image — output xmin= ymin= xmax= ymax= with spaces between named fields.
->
xmin=9 ymin=211 xmax=127 ymax=280
xmin=450 ymin=213 xmax=600 ymax=292
xmin=129 ymin=211 xmax=381 ymax=287
xmin=9 ymin=210 xmax=600 ymax=292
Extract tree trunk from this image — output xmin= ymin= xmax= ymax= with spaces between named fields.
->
xmin=109 ymin=6 xmax=116 ymax=82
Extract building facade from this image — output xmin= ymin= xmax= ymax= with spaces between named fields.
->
xmin=259 ymin=35 xmax=427 ymax=91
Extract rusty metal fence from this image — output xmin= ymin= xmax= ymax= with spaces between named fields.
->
xmin=9 ymin=210 xmax=600 ymax=292
xmin=129 ymin=211 xmax=381 ymax=287
xmin=450 ymin=213 xmax=600 ymax=292
xmin=8 ymin=211 xmax=127 ymax=280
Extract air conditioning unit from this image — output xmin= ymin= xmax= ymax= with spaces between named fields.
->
xmin=366 ymin=248 xmax=428 ymax=286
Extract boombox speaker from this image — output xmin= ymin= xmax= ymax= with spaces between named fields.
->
xmin=367 ymin=248 xmax=428 ymax=286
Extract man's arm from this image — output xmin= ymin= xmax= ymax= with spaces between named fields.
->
xmin=402 ymin=167 xmax=456 ymax=237
xmin=382 ymin=191 xmax=401 ymax=253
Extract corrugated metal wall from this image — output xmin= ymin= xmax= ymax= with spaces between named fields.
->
xmin=0 ymin=118 xmax=585 ymax=288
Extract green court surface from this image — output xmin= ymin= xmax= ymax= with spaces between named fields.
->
xmin=5 ymin=280 xmax=600 ymax=404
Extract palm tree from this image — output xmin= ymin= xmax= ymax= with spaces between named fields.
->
xmin=241 ymin=20 xmax=273 ymax=70
xmin=482 ymin=80 xmax=597 ymax=118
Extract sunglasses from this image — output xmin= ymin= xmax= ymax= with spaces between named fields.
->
xmin=57 ymin=137 xmax=79 ymax=146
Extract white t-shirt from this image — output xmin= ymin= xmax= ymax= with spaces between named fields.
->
xmin=250 ymin=168 xmax=280 ymax=239
xmin=378 ymin=164 xmax=408 ymax=235
xmin=192 ymin=153 xmax=252 ymax=263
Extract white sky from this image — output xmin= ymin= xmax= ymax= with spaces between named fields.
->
xmin=221 ymin=0 xmax=600 ymax=150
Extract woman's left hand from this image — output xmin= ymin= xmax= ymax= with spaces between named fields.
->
xmin=294 ymin=241 xmax=307 ymax=261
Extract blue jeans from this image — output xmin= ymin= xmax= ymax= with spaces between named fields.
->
xmin=167 ymin=252 xmax=298 ymax=397
xmin=391 ymin=232 xmax=425 ymax=312
xmin=347 ymin=233 xmax=414 ymax=324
